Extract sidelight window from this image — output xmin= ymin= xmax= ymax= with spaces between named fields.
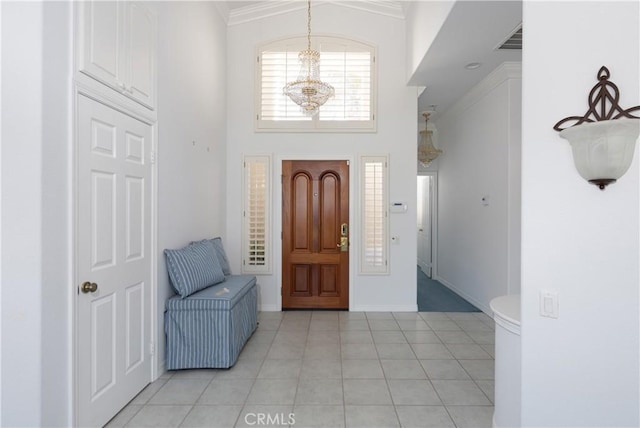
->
xmin=360 ymin=155 xmax=389 ymax=274
xmin=242 ymin=155 xmax=271 ymax=273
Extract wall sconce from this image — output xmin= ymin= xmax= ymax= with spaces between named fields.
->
xmin=553 ymin=66 xmax=640 ymax=190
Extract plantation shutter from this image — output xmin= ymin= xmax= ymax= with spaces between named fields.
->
xmin=360 ymin=156 xmax=389 ymax=274
xmin=261 ymin=43 xmax=311 ymax=122
xmin=318 ymin=42 xmax=371 ymax=122
xmin=243 ymin=156 xmax=271 ymax=273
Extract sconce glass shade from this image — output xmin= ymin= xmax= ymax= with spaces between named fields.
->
xmin=559 ymin=118 xmax=640 ymax=189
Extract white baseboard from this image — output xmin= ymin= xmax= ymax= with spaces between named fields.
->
xmin=259 ymin=304 xmax=420 ymax=312
xmin=417 ymin=261 xmax=431 ymax=276
xmin=433 ymin=276 xmax=492 ymax=315
xmin=154 ymin=359 xmax=166 ymax=382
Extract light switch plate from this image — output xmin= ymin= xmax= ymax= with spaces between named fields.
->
xmin=539 ymin=290 xmax=559 ymax=318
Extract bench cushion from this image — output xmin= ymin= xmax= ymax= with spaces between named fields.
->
xmin=164 ymin=240 xmax=225 ymax=298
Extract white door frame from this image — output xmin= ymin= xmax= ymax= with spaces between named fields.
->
xmin=417 ymin=171 xmax=438 ymax=279
xmin=273 ymin=154 xmax=356 ymax=312
xmin=71 ymin=81 xmax=159 ymax=425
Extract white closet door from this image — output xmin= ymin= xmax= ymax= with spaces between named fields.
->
xmin=76 ymin=94 xmax=152 ymax=427
xmin=78 ymin=1 xmax=126 ymax=92
xmin=125 ymin=1 xmax=156 ymax=108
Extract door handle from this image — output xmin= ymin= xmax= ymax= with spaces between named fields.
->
xmin=337 ymin=236 xmax=349 ymax=251
xmin=81 ymin=281 xmax=98 ymax=294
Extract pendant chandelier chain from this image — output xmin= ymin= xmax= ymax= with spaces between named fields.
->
xmin=307 ymin=0 xmax=312 ymax=51
xmin=306 ymin=0 xmax=312 ymax=78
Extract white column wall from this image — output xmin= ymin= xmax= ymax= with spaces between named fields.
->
xmin=521 ymin=1 xmax=640 ymax=426
xmin=155 ymin=1 xmax=228 ymax=374
xmin=1 ymin=1 xmax=73 ymax=426
xmin=226 ymin=4 xmax=417 ymax=312
xmin=404 ymin=1 xmax=454 ymax=82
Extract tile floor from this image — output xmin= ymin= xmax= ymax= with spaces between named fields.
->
xmin=107 ymin=311 xmax=495 ymax=428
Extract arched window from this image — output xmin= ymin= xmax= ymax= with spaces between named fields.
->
xmin=257 ymin=35 xmax=377 ymax=131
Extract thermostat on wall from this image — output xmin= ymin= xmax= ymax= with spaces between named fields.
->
xmin=390 ymin=202 xmax=407 ymax=213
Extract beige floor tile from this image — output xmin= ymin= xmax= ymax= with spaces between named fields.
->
xmin=343 ymin=379 xmax=392 ymax=405
xmin=109 ymin=311 xmax=494 ymax=427
xmin=388 ymin=379 xmax=442 ymax=405
xmin=430 ymin=380 xmax=492 ymax=405
xmin=395 ymin=405 xmax=455 ymax=428
xmin=295 ymin=378 xmax=344 ymax=405
xmin=246 ymin=379 xmax=298 ymax=405
xmin=380 ymin=359 xmax=427 ymax=380
xmin=147 ymin=378 xmax=210 ymax=405
xmin=344 ymin=405 xmax=399 ymax=428
xmin=180 ymin=405 xmax=242 ymax=427
xmin=126 ymin=405 xmax=191 ymax=427
xmin=292 ymin=404 xmax=345 ymax=428
xmin=446 ymin=405 xmax=494 ymax=428
xmin=198 ymin=379 xmax=253 ymax=405
xmin=342 ymin=359 xmax=384 ymax=379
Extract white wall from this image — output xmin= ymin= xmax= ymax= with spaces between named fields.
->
xmin=434 ymin=63 xmax=521 ymax=313
xmin=1 ymin=1 xmax=229 ymax=423
xmin=521 ymin=2 xmax=639 ymax=426
xmin=226 ymin=3 xmax=418 ymax=312
xmin=155 ymin=1 xmax=228 ymax=372
xmin=404 ymin=0 xmax=454 ymax=82
xmin=1 ymin=1 xmax=73 ymax=426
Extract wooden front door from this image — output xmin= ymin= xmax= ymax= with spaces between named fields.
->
xmin=282 ymin=160 xmax=349 ymax=309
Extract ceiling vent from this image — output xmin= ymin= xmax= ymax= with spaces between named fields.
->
xmin=496 ymin=25 xmax=522 ymax=50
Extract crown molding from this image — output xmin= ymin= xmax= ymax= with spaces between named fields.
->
xmin=214 ymin=1 xmax=231 ymax=24
xmin=333 ymin=1 xmax=405 ymax=20
xmin=227 ymin=0 xmax=404 ymax=26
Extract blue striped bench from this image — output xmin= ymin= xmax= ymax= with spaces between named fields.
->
xmin=164 ymin=275 xmax=258 ymax=370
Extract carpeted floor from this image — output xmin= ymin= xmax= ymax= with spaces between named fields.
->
xmin=417 ymin=266 xmax=480 ymax=312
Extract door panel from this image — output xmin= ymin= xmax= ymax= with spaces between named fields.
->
xmin=283 ymin=160 xmax=349 ymax=309
xmin=78 ymin=95 xmax=152 ymax=427
xmin=126 ymin=1 xmax=156 ymax=108
xmin=80 ymin=1 xmax=123 ymax=88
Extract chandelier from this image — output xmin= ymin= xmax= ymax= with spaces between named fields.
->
xmin=283 ymin=0 xmax=334 ymax=116
xmin=418 ymin=112 xmax=442 ymax=166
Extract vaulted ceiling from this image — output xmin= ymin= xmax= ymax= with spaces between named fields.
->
xmin=218 ymin=0 xmax=522 ymax=121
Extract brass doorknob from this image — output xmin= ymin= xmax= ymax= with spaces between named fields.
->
xmin=81 ymin=281 xmax=98 ymax=293
xmin=337 ymin=236 xmax=349 ymax=251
